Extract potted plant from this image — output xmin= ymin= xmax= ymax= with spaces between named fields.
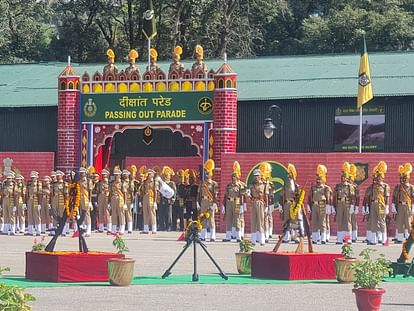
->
xmin=334 ymin=237 xmax=358 ymax=283
xmin=350 ymin=248 xmax=393 ymax=311
xmin=235 ymin=240 xmax=254 ymax=274
xmin=107 ymin=233 xmax=135 ymax=286
xmin=1 ymin=266 xmax=36 ymax=310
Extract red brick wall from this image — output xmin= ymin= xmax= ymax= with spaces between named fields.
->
xmin=0 ymin=152 xmax=54 ymax=179
xmin=216 ymin=152 xmax=414 ymax=234
xmin=125 ymin=156 xmax=202 ymax=174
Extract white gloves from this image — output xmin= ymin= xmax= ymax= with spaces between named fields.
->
xmin=130 ymin=204 xmax=134 ymax=210
xmin=364 ymin=205 xmax=370 ymax=215
xmin=88 ymin=202 xmax=93 ymax=209
xmin=331 ymin=206 xmax=336 ymax=216
xmin=307 ymin=204 xmax=311 ymax=214
xmin=221 ymin=205 xmax=225 ymax=215
xmin=107 ymin=204 xmax=111 ymax=211
xmin=243 ymin=203 xmax=247 ymax=212
xmin=350 ymin=205 xmax=355 ymax=214
xmin=392 ymin=203 xmax=397 ymax=214
xmin=277 ymin=204 xmax=283 ymax=213
xmin=37 ymin=204 xmax=42 ymax=211
xmin=196 ymin=202 xmax=201 ymax=210
xmin=153 ymin=202 xmax=157 ymax=210
xmin=412 ymin=204 xmax=414 ymax=215
xmin=123 ymin=204 xmax=128 ymax=210
xmin=12 ymin=206 xmax=17 ymax=212
xmin=48 ymin=204 xmax=51 ymax=210
xmin=239 ymin=205 xmax=244 ymax=214
xmin=212 ymin=203 xmax=218 ymax=211
xmin=325 ymin=205 xmax=331 ymax=215
xmin=354 ymin=206 xmax=359 ymax=215
xmin=264 ymin=207 xmax=269 ymax=214
xmin=139 ymin=202 xmax=142 ymax=208
xmin=385 ymin=205 xmax=389 ymax=215
xmin=269 ymin=204 xmax=274 ymax=213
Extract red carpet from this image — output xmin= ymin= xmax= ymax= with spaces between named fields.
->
xmin=251 ymin=251 xmax=342 ymax=280
xmin=26 ymin=251 xmax=123 ymax=282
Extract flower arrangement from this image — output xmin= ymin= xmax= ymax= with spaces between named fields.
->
xmin=184 ymin=212 xmax=209 ymax=239
xmin=112 ymin=233 xmax=129 ymax=254
xmin=65 ymin=182 xmax=81 ymax=218
xmin=351 ymin=248 xmax=392 ymax=289
xmin=32 ymin=237 xmax=46 ymax=252
xmin=341 ymin=234 xmax=354 ymax=259
xmin=290 ymin=187 xmax=305 ymax=221
xmin=239 ymin=239 xmax=254 ymax=253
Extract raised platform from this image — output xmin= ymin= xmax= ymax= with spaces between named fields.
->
xmin=26 ymin=251 xmax=124 ymax=282
xmin=251 ymin=251 xmax=342 ymax=280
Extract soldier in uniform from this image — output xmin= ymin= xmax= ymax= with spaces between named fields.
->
xmin=122 ymin=169 xmax=134 ymax=233
xmin=2 ymin=171 xmax=16 ymax=235
xmin=0 ymin=171 xmax=3 ymax=233
xmin=52 ymin=170 xmax=68 ymax=236
xmin=136 ymin=166 xmax=148 ymax=231
xmin=363 ymin=161 xmax=390 ymax=245
xmin=185 ymin=169 xmax=199 ymax=223
xmin=249 ymin=169 xmax=267 ymax=246
xmin=79 ymin=167 xmax=93 ymax=236
xmin=158 ymin=166 xmax=176 ymax=231
xmin=90 ymin=172 xmax=100 ymax=232
xmin=172 ymin=169 xmax=185 ymax=231
xmin=349 ymin=164 xmax=360 ymax=243
xmin=198 ymin=160 xmax=218 ymax=242
xmin=392 ymin=163 xmax=414 ymax=243
xmin=333 ymin=162 xmax=355 ymax=244
xmin=308 ymin=164 xmax=332 ymax=244
xmin=169 ymin=46 xmax=185 ymax=77
xmin=141 ymin=168 xmax=158 ymax=234
xmin=280 ymin=164 xmax=300 ymax=243
xmin=192 ymin=45 xmax=207 ymax=74
xmin=97 ymin=169 xmax=111 ymax=233
xmin=125 ymin=49 xmax=139 ymax=74
xmin=14 ymin=174 xmax=26 ymax=234
xmin=129 ymin=165 xmax=140 ymax=231
xmin=103 ymin=48 xmax=118 ymax=74
xmin=260 ymin=163 xmax=275 ymax=243
xmin=147 ymin=48 xmax=161 ymax=77
xmin=26 ymin=171 xmax=42 ymax=236
xmin=222 ymin=161 xmax=246 ymax=242
xmin=40 ymin=176 xmax=52 ymax=234
xmin=111 ymin=168 xmax=126 ymax=234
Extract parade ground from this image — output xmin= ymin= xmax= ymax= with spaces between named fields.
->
xmin=1 ymin=231 xmax=413 ymax=311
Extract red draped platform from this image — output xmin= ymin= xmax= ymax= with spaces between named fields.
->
xmin=251 ymin=252 xmax=342 ymax=280
xmin=26 ymin=251 xmax=124 ymax=282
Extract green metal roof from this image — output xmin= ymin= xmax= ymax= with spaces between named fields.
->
xmin=1 ymin=51 xmax=414 ymax=107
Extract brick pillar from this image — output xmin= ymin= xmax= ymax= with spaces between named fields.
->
xmin=57 ymin=65 xmax=80 ymax=171
xmin=211 ymin=63 xmax=238 ymax=231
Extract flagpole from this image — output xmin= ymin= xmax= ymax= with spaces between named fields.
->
xmin=148 ymin=39 xmax=151 ymax=73
xmin=359 ymin=106 xmax=363 ymax=153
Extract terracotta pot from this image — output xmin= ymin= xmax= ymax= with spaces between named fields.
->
xmin=334 ymin=257 xmax=358 ymax=283
xmin=352 ymin=288 xmax=385 ymax=311
xmin=108 ymin=258 xmax=135 ymax=286
xmin=235 ymin=252 xmax=251 ymax=274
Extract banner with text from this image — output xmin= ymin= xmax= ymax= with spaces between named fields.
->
xmin=334 ymin=105 xmax=385 ymax=152
xmin=81 ymin=91 xmax=213 ymax=123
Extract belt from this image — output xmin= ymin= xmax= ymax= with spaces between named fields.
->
xmin=399 ymin=202 xmax=409 ymax=205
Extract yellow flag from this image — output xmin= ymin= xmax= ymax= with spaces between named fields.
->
xmin=357 ymin=35 xmax=373 ymax=108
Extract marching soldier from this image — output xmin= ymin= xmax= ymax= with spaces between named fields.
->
xmin=198 ymin=160 xmax=218 ymax=242
xmin=363 ymin=161 xmax=390 ymax=245
xmin=122 ymin=169 xmax=134 ymax=233
xmin=14 ymin=174 xmax=26 ymax=234
xmin=141 ymin=168 xmax=158 ymax=234
xmin=222 ymin=161 xmax=246 ymax=242
xmin=147 ymin=48 xmax=161 ymax=77
xmin=308 ymin=164 xmax=332 ymax=244
xmin=349 ymin=164 xmax=360 ymax=243
xmin=2 ymin=171 xmax=16 ymax=235
xmin=26 ymin=171 xmax=42 ymax=236
xmin=172 ymin=169 xmax=185 ymax=231
xmin=79 ymin=167 xmax=93 ymax=236
xmin=158 ymin=166 xmax=176 ymax=231
xmin=125 ymin=49 xmax=139 ymax=74
xmin=103 ymin=49 xmax=118 ymax=74
xmin=97 ymin=169 xmax=111 ymax=233
xmin=280 ymin=164 xmax=300 ymax=243
xmin=249 ymin=169 xmax=267 ymax=246
xmin=168 ymin=46 xmax=185 ymax=77
xmin=111 ymin=168 xmax=126 ymax=234
xmin=392 ymin=163 xmax=414 ymax=243
xmin=192 ymin=45 xmax=207 ymax=73
xmin=333 ymin=162 xmax=355 ymax=244
xmin=40 ymin=176 xmax=53 ymax=234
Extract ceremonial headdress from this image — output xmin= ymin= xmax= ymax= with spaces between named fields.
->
xmin=195 ymin=45 xmax=204 ymax=59
xmin=122 ymin=169 xmax=130 ymax=176
xmin=106 ymin=48 xmax=115 ymax=62
xmin=232 ymin=161 xmax=241 ymax=178
xmin=15 ymin=174 xmax=23 ymax=180
xmin=5 ymin=171 xmax=15 ymax=179
xmin=399 ymin=162 xmax=412 ymax=179
xmin=316 ymin=164 xmax=327 ymax=183
xmin=342 ymin=161 xmax=350 ymax=178
xmin=56 ymin=170 xmax=64 ymax=176
xmin=349 ymin=164 xmax=357 ymax=182
xmin=43 ymin=176 xmax=51 ymax=182
xmin=130 ymin=165 xmax=137 ymax=174
xmin=150 ymin=48 xmax=158 ymax=61
xmin=253 ymin=169 xmax=262 ymax=176
xmin=101 ymin=169 xmax=110 ymax=176
xmin=79 ymin=167 xmax=87 ymax=174
xmin=287 ymin=163 xmax=297 ymax=181
xmin=87 ymin=165 xmax=96 ymax=175
xmin=51 ymin=171 xmax=56 ymax=177
xmin=128 ymin=49 xmax=138 ymax=64
xmin=204 ymin=159 xmax=215 ymax=177
xmin=30 ymin=171 xmax=39 ymax=178
xmin=113 ymin=169 xmax=122 ymax=175
xmin=373 ymin=161 xmax=387 ymax=179
xmin=162 ymin=166 xmax=175 ymax=176
xmin=173 ymin=46 xmax=183 ymax=60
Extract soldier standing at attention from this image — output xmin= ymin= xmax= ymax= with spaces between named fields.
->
xmin=53 ymin=170 xmax=68 ymax=236
xmin=3 ymin=171 xmax=16 ymax=235
xmin=122 ymin=169 xmax=134 ymax=234
xmin=333 ymin=162 xmax=354 ymax=244
xmin=79 ymin=167 xmax=93 ymax=237
xmin=159 ymin=166 xmax=176 ymax=231
xmin=111 ymin=168 xmax=126 ymax=235
xmin=147 ymin=48 xmax=161 ymax=77
xmin=192 ymin=45 xmax=207 ymax=74
xmin=198 ymin=160 xmax=218 ymax=242
xmin=392 ymin=163 xmax=414 ymax=243
xmin=308 ymin=165 xmax=332 ymax=244
xmin=125 ymin=49 xmax=139 ymax=74
xmin=97 ymin=169 xmax=111 ymax=233
xmin=249 ymin=169 xmax=267 ymax=246
xmin=364 ymin=161 xmax=390 ymax=245
xmin=40 ymin=176 xmax=52 ymax=234
xmin=141 ymin=169 xmax=158 ymax=234
xmin=348 ymin=164 xmax=360 ymax=243
xmin=103 ymin=48 xmax=118 ymax=74
xmin=14 ymin=174 xmax=26 ymax=234
xmin=168 ymin=46 xmax=185 ymax=77
xmin=26 ymin=171 xmax=42 ymax=236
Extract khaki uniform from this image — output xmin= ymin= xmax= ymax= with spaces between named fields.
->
xmin=309 ymin=184 xmax=332 ymax=243
xmin=223 ymin=181 xmax=245 ymax=241
xmin=199 ymin=179 xmax=218 ymax=241
xmin=40 ymin=184 xmax=52 ymax=230
xmin=142 ymin=179 xmax=157 ymax=232
xmin=350 ymin=182 xmax=360 ymax=242
xmin=79 ymin=178 xmax=92 ymax=230
xmin=364 ymin=182 xmax=390 ymax=244
xmin=27 ymin=180 xmax=42 ymax=235
xmin=3 ymin=180 xmax=16 ymax=233
xmin=97 ymin=178 xmax=111 ymax=232
xmin=264 ymin=180 xmax=275 ymax=241
xmin=250 ymin=180 xmax=267 ymax=245
xmin=122 ymin=178 xmax=135 ymax=232
xmin=14 ymin=181 xmax=26 ymax=232
xmin=392 ymin=183 xmax=414 ymax=242
xmin=111 ymin=179 xmax=126 ymax=229
xmin=333 ymin=181 xmax=354 ymax=243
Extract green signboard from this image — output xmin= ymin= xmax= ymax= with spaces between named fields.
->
xmin=81 ymin=91 xmax=213 ymax=123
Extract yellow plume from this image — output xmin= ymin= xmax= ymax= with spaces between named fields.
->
xmin=204 ymin=159 xmax=215 ymax=176
xmin=106 ymin=49 xmax=115 ymax=61
xmin=399 ymin=165 xmax=405 ymax=176
xmin=150 ymin=48 xmax=158 ymax=60
xmin=174 ymin=46 xmax=183 ymax=57
xmin=139 ymin=165 xmax=147 ymax=175
xmin=130 ymin=165 xmax=137 ymax=173
xmin=342 ymin=161 xmax=350 ymax=177
xmin=162 ymin=166 xmax=175 ymax=176
xmin=350 ymin=164 xmax=357 ymax=181
xmin=87 ymin=165 xmax=95 ymax=174
xmin=195 ymin=45 xmax=204 ymax=59
xmin=232 ymin=161 xmax=241 ymax=178
xmin=401 ymin=163 xmax=413 ymax=178
xmin=317 ymin=164 xmax=327 ymax=183
xmin=128 ymin=49 xmax=138 ymax=63
xmin=287 ymin=163 xmax=297 ymax=180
